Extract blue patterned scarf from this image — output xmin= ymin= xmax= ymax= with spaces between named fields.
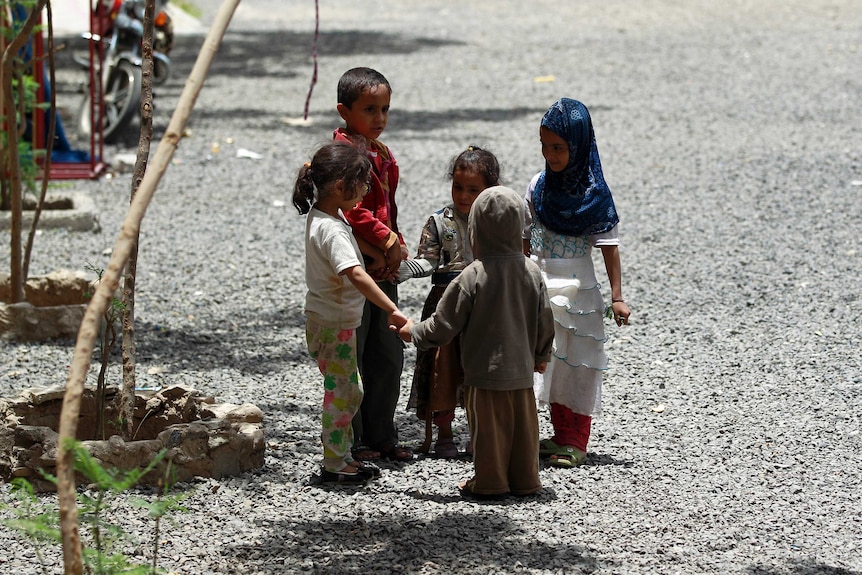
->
xmin=533 ymin=98 xmax=619 ymax=236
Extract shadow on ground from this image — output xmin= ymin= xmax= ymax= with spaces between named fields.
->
xmin=226 ymin=511 xmax=599 ymax=574
xmin=748 ymin=562 xmax=860 ymax=575
xmin=180 ymin=29 xmax=464 ymax=80
xmin=133 ymin=306 xmax=307 ymax=375
xmin=51 ymin=28 xmax=534 ymax=143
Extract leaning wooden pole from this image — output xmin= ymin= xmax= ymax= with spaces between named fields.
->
xmin=55 ymin=1 xmax=242 ymax=572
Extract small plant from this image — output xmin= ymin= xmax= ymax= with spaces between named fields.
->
xmin=2 ymin=478 xmax=60 ymax=574
xmin=132 ymin=469 xmax=188 ymax=574
xmin=85 ymin=263 xmax=128 ymax=440
xmin=1 ymin=440 xmax=186 ymax=575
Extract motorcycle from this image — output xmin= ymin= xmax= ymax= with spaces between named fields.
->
xmin=76 ymin=0 xmax=173 ymax=143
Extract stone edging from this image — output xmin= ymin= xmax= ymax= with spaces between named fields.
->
xmin=0 ymin=385 xmax=265 ymax=491
xmin=0 ymin=191 xmax=99 ymax=232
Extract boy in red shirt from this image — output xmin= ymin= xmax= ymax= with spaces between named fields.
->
xmin=334 ymin=67 xmax=412 ymax=462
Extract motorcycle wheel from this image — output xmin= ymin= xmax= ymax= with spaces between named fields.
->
xmin=78 ymin=59 xmax=142 ymax=144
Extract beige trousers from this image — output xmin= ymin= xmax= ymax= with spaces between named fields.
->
xmin=464 ymin=386 xmax=541 ymax=496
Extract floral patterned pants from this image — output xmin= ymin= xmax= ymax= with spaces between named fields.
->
xmin=306 ymin=320 xmax=363 ymax=472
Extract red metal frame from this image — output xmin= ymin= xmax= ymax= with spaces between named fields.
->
xmin=30 ymin=5 xmax=107 ymax=179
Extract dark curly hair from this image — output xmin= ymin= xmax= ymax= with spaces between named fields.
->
xmin=292 ymin=141 xmax=372 ymax=214
xmin=448 ymin=145 xmax=501 ymax=188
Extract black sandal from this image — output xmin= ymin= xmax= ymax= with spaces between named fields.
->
xmin=349 ymin=460 xmax=381 ymax=478
xmin=320 ymin=468 xmax=369 ymax=484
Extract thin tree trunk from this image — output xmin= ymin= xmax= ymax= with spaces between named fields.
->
xmin=121 ymin=0 xmax=158 ymax=438
xmin=0 ymin=10 xmax=7 ymax=213
xmin=56 ymin=2 xmax=242 ymax=572
xmin=0 ymin=1 xmax=47 ymax=303
xmin=23 ymin=0 xmax=58 ymax=280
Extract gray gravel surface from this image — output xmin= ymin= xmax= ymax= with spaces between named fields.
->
xmin=2 ymin=1 xmax=861 ymax=573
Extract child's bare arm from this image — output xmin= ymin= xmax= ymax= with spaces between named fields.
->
xmin=341 ymin=265 xmax=404 ymax=326
xmin=600 ymin=245 xmax=631 ymax=326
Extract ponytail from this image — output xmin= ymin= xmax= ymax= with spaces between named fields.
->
xmin=292 ymin=163 xmax=316 ymax=214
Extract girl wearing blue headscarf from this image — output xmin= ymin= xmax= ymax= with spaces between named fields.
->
xmin=526 ymin=98 xmax=631 ymax=467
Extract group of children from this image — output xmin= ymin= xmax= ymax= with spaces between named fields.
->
xmin=291 ymin=66 xmax=631 ymax=496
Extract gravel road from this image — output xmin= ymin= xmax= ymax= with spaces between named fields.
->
xmin=2 ymin=1 xmax=861 ymax=573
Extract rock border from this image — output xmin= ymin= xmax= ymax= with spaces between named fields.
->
xmin=0 ymin=384 xmax=265 ymax=492
xmin=0 ymin=191 xmax=99 ymax=232
xmin=0 ymin=270 xmax=94 ymax=341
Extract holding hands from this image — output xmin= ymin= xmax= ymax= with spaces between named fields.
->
xmin=388 ymin=309 xmax=409 ymax=331
xmin=369 ymin=242 xmax=405 ymax=282
xmin=390 ymin=317 xmax=414 ymax=343
xmin=381 ymin=242 xmax=404 ymax=282
xmin=364 ymin=250 xmax=388 ymax=279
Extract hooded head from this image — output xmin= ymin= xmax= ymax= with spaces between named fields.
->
xmin=468 ymin=186 xmax=525 ymax=258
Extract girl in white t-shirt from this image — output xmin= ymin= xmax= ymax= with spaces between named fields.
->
xmin=292 ymin=141 xmax=407 ymax=484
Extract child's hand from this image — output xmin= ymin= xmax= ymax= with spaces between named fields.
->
xmin=378 ymin=242 xmax=403 ymax=283
xmin=534 ymin=362 xmax=548 ymax=374
xmin=394 ymin=243 xmax=410 ymax=283
xmin=355 ymin=235 xmax=388 ymax=280
xmin=384 ymin=265 xmax=401 ymax=284
xmin=611 ymin=301 xmax=631 ymax=326
xmin=388 ymin=309 xmax=408 ymax=329
xmin=384 ymin=242 xmax=402 ymax=266
xmin=389 ymin=317 xmax=414 ymax=343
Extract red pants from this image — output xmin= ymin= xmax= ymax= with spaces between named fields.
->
xmin=550 ymin=403 xmax=592 ymax=452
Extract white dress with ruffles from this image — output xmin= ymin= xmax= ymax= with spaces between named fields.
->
xmin=526 ymin=176 xmax=619 ymax=416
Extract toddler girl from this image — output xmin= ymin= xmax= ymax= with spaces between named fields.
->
xmin=399 ymin=146 xmax=500 ymax=457
xmin=293 ymin=141 xmax=407 ymax=483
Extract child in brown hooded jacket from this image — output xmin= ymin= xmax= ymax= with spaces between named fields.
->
xmin=396 ymin=186 xmax=555 ymax=498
